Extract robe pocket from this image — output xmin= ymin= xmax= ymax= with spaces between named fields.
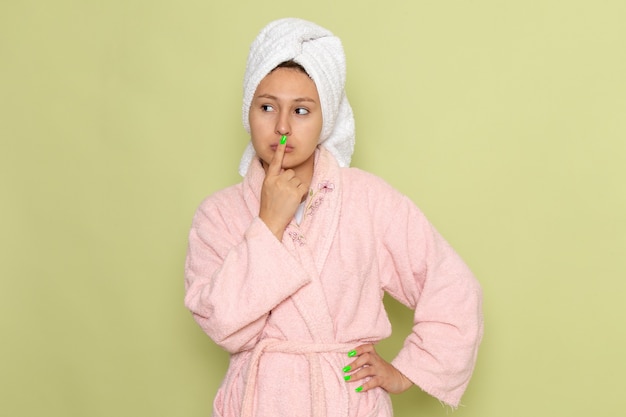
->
xmin=360 ymin=389 xmax=393 ymax=417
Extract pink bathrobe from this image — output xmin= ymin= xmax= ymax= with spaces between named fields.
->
xmin=185 ymin=147 xmax=483 ymax=417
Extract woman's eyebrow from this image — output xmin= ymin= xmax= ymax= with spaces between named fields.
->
xmin=255 ymin=93 xmax=278 ymax=100
xmin=255 ymin=93 xmax=317 ymax=103
xmin=294 ymin=97 xmax=317 ymax=103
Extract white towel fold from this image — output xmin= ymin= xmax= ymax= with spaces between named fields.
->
xmin=238 ymin=18 xmax=355 ymax=176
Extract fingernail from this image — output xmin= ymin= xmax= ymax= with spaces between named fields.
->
xmin=280 ymin=135 xmax=287 ymax=145
xmin=342 ymin=365 xmax=351 ymax=373
xmin=355 ymin=386 xmax=363 ymax=393
xmin=343 ymin=375 xmax=351 ymax=381
xmin=348 ymin=350 xmax=357 ymax=357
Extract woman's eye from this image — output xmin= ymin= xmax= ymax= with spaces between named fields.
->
xmin=295 ymin=107 xmax=309 ymax=115
xmin=261 ymin=104 xmax=274 ymax=112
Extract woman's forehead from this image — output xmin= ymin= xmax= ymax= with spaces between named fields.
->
xmin=254 ymin=68 xmax=320 ymax=101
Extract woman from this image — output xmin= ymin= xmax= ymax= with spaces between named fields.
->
xmin=185 ymin=17 xmax=483 ymax=417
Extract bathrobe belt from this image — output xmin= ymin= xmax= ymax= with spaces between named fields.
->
xmin=241 ymin=338 xmax=354 ymax=417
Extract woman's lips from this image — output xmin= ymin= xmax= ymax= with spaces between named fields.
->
xmin=270 ymin=144 xmax=294 ymax=152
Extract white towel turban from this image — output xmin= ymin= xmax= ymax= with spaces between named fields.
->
xmin=238 ymin=18 xmax=355 ymax=176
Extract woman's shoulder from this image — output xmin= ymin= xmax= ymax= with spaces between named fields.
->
xmin=194 ymin=182 xmax=245 ymax=218
xmin=340 ymin=167 xmax=400 ymax=195
xmin=339 ymin=167 xmax=412 ymax=211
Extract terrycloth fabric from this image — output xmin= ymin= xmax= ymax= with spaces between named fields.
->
xmin=185 ymin=147 xmax=483 ymax=416
xmin=238 ymin=18 xmax=355 ymax=176
xmin=241 ymin=339 xmax=356 ymax=417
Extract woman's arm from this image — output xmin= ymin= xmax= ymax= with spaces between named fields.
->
xmin=184 ymin=202 xmax=310 ymax=353
xmin=380 ymin=194 xmax=483 ymax=408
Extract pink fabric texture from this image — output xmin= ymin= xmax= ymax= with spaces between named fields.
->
xmin=184 ymin=147 xmax=483 ymax=416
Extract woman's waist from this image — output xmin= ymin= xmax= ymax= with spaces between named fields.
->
xmin=253 ymin=338 xmax=356 ymax=354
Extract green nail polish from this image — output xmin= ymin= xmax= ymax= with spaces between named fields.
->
xmin=348 ymin=350 xmax=357 ymax=358
xmin=343 ymin=375 xmax=351 ymax=381
xmin=355 ymin=386 xmax=363 ymax=393
xmin=342 ymin=365 xmax=351 ymax=373
xmin=280 ymin=135 xmax=287 ymax=144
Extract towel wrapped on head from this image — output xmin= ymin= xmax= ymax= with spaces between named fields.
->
xmin=239 ymin=18 xmax=355 ymax=176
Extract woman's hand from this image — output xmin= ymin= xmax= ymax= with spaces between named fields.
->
xmin=258 ymin=139 xmax=308 ymax=240
xmin=343 ymin=344 xmax=413 ymax=394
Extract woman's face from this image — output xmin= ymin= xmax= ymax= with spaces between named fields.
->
xmin=249 ymin=67 xmax=323 ymax=176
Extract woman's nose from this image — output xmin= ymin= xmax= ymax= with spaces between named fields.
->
xmin=275 ymin=112 xmax=291 ymax=136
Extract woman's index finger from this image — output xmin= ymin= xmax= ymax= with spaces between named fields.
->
xmin=268 ymin=135 xmax=287 ymax=176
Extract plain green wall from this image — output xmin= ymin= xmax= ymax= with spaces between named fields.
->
xmin=2 ymin=1 xmax=625 ymax=416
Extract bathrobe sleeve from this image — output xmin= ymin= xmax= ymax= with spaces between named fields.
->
xmin=184 ymin=192 xmax=311 ymax=353
xmin=378 ymin=191 xmax=483 ymax=408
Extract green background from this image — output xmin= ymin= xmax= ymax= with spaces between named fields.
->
xmin=2 ymin=1 xmax=625 ymax=416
